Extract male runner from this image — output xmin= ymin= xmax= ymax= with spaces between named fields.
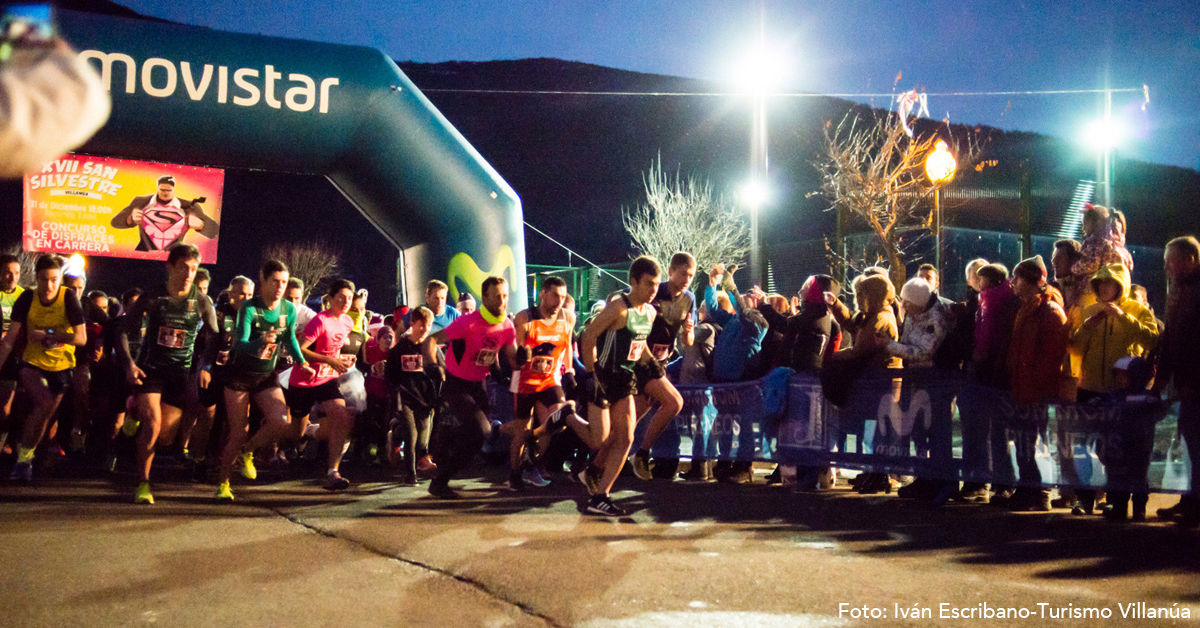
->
xmin=423 ymin=276 xmax=516 ymax=499
xmin=184 ymin=276 xmax=252 ymax=480
xmin=118 ymin=244 xmax=218 ymax=504
xmin=579 ymin=256 xmax=661 ymax=516
xmin=505 ymin=276 xmax=595 ymax=490
xmin=62 ymin=269 xmax=101 ymax=455
xmin=214 ymin=263 xmax=310 ymax=500
xmin=0 ymin=253 xmax=24 ymax=454
xmin=629 ymin=252 xmax=695 ymax=480
xmin=287 ymin=279 xmax=356 ymax=490
xmin=0 ymin=254 xmax=86 ymax=482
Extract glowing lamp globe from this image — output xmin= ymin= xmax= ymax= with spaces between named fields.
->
xmin=925 ymin=140 xmax=956 ymax=183
xmin=64 ymin=253 xmax=86 ymax=278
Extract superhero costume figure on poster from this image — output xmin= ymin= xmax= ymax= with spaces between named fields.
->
xmin=111 ymin=175 xmax=218 ymax=252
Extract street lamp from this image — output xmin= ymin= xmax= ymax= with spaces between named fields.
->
xmin=925 ymin=140 xmax=956 ymax=277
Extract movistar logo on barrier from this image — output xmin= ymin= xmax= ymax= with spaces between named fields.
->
xmin=447 ymin=245 xmax=515 ymax=303
xmin=80 ymin=50 xmax=340 ymax=113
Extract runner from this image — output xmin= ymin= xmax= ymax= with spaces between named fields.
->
xmin=579 ymin=256 xmax=661 ymax=516
xmin=423 ymin=276 xmax=516 ymax=499
xmin=118 ymin=244 xmax=218 ymax=503
xmin=286 ymin=279 xmax=356 ymax=491
xmin=384 ymin=306 xmax=440 ymax=485
xmin=0 ymin=254 xmax=86 ymax=482
xmin=505 ymin=276 xmax=596 ymax=491
xmin=0 ymin=253 xmax=24 ymax=455
xmin=629 ymin=252 xmax=696 ymax=481
xmin=62 ymin=269 xmax=99 ymax=455
xmin=185 ymin=275 xmax=249 ymax=488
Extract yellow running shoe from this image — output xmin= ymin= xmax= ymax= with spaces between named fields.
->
xmin=134 ymin=482 xmax=154 ymax=505
xmin=215 ymin=481 xmax=235 ymax=501
xmin=238 ymin=451 xmax=257 ymax=480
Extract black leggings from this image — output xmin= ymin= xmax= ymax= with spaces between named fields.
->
xmin=435 ymin=376 xmax=491 ymax=484
xmin=393 ymin=399 xmax=433 ymax=478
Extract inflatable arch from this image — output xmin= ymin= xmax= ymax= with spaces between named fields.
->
xmin=61 ymin=9 xmax=528 ymax=310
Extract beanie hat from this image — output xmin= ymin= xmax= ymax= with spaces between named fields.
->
xmin=899 ymin=277 xmax=932 ymax=307
xmin=1013 ymin=255 xmax=1048 ymax=285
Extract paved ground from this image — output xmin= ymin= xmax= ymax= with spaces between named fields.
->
xmin=2 ymin=464 xmax=1198 ymax=627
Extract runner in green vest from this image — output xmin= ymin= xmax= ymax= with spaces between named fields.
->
xmin=118 ymin=244 xmax=218 ymax=504
xmin=214 ymin=260 xmax=309 ymax=501
xmin=578 ymin=255 xmax=662 ymax=517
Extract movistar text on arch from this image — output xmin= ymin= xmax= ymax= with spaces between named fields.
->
xmin=79 ymin=50 xmax=340 ymax=113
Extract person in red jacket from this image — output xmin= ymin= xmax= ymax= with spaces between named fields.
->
xmin=1006 ymin=256 xmax=1070 ymax=511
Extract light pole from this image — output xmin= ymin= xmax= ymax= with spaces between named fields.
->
xmin=924 ymin=140 xmax=956 ymax=278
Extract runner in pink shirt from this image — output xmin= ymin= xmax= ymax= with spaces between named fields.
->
xmin=286 ymin=279 xmax=357 ymax=490
xmin=423 ymin=276 xmax=516 ymax=499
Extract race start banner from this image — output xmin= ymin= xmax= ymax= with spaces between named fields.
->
xmin=22 ymin=155 xmax=224 ymax=263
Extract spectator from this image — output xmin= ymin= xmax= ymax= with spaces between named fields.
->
xmin=1006 ymin=255 xmax=1069 ymax=511
xmin=1070 ymin=262 xmax=1158 ymax=515
xmin=1051 ymin=239 xmax=1085 ymax=311
xmin=703 ymin=264 xmax=768 ymax=383
xmin=1102 ymin=356 xmax=1163 ymax=522
xmin=888 ymin=277 xmax=953 ymax=503
xmin=1154 ymin=236 xmax=1200 ymax=527
xmin=826 ymin=273 xmax=899 ymax=494
xmin=1072 ymin=204 xmax=1133 ymax=290
xmin=780 ymin=275 xmax=842 ymax=373
xmin=971 ymin=263 xmax=1020 ymax=504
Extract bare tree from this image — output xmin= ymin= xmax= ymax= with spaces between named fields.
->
xmin=623 ymin=154 xmax=751 ymax=281
xmin=3 ymin=244 xmax=41 ymax=288
xmin=814 ymin=107 xmax=979 ymax=288
xmin=261 ymin=240 xmax=340 ymax=301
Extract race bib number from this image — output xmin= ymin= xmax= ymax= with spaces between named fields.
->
xmin=651 ymin=343 xmax=671 ymax=361
xmin=317 ymin=363 xmax=336 ymax=379
xmin=627 ymin=339 xmax=646 ymax=362
xmin=530 ymin=355 xmax=554 ymax=375
xmin=1 ymin=305 xmax=10 ymax=332
xmin=255 ymin=343 xmax=278 ymax=360
xmin=371 ymin=361 xmax=387 ymax=377
xmin=474 ymin=348 xmax=497 ymax=367
xmin=216 ymin=350 xmax=230 ymax=366
xmin=157 ymin=327 xmax=187 ymax=349
xmin=400 ymin=354 xmax=423 ymax=372
xmin=339 ymin=354 xmax=357 ymax=368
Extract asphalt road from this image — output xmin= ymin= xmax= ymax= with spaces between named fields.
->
xmin=2 ymin=464 xmax=1198 ymax=627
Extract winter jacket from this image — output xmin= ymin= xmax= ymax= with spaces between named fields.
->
xmin=887 ymin=295 xmax=950 ymax=368
xmin=1008 ymin=285 xmax=1070 ymax=403
xmin=1073 ymin=218 xmax=1133 ymax=280
xmin=1157 ymin=268 xmax=1200 ymax=400
xmin=973 ymin=280 xmax=1020 ymax=388
xmin=1071 ymin=264 xmax=1159 ymax=393
xmin=780 ymin=301 xmax=842 ymax=372
xmin=704 ymin=284 xmax=768 ymax=382
xmin=830 ymin=309 xmax=900 ymax=370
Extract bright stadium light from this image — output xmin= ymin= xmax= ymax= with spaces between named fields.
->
xmin=741 ymin=178 xmax=769 ymax=210
xmin=1084 ymin=117 xmax=1124 ymax=149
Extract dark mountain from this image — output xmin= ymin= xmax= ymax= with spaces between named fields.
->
xmin=13 ymin=1 xmax=1199 ymax=302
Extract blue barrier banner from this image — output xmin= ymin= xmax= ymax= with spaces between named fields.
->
xmin=484 ymin=368 xmax=1190 ymax=494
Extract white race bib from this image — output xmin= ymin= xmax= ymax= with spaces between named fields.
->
xmin=157 ymin=327 xmax=187 ymax=349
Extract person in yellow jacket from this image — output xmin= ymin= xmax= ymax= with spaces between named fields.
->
xmin=1072 ymin=263 xmax=1159 ymax=399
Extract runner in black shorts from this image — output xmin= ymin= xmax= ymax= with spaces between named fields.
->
xmin=214 ymin=262 xmax=308 ymax=501
xmin=578 ymin=256 xmax=661 ymax=516
xmin=0 ymin=253 xmax=24 ymax=457
xmin=118 ymin=244 xmax=218 ymax=504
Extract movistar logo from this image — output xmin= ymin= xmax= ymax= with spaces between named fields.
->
xmin=80 ymin=50 xmax=340 ymax=113
xmin=447 ymin=245 xmax=515 ymax=303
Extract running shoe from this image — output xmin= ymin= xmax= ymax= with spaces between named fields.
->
xmin=9 ymin=461 xmax=32 ymax=483
xmin=416 ymin=455 xmax=438 ymax=477
xmin=586 ymin=494 xmax=628 ymax=517
xmin=576 ymin=465 xmax=600 ymax=495
xmin=215 ymin=481 xmax=235 ymax=502
xmin=506 ymin=471 xmax=527 ymax=492
xmin=427 ymin=480 xmax=460 ymax=500
xmin=324 ymin=470 xmax=350 ymax=491
xmin=522 ymin=466 xmax=551 ymax=488
xmin=134 ymin=482 xmax=154 ymax=505
xmin=238 ymin=451 xmax=257 ymax=481
xmin=121 ymin=417 xmax=139 ymax=438
xmin=630 ymin=449 xmax=652 ymax=481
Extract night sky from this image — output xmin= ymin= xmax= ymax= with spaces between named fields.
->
xmin=117 ymin=0 xmax=1199 ymax=171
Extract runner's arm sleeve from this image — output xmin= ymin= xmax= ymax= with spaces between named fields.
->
xmin=9 ymin=290 xmax=31 ymax=325
xmin=117 ymin=294 xmax=150 ymax=369
xmin=200 ymin=295 xmax=218 ymax=335
xmin=64 ymin=289 xmax=86 ymax=347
